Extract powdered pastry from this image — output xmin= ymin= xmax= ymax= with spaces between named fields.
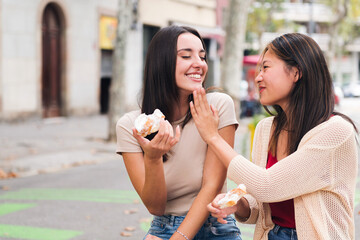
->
xmin=217 ymin=184 xmax=247 ymax=209
xmin=134 ymin=109 xmax=165 ymax=137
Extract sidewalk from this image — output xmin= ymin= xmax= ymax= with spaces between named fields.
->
xmin=0 ymin=115 xmax=118 ymax=178
xmin=0 ymin=114 xmax=251 ymax=178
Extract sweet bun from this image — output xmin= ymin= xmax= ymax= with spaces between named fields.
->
xmin=217 ymin=184 xmax=247 ymax=209
xmin=134 ymin=109 xmax=165 ymax=137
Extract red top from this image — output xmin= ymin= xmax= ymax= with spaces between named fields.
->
xmin=266 ymin=152 xmax=296 ymax=228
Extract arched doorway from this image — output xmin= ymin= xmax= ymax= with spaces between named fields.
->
xmin=41 ymin=3 xmax=63 ymax=118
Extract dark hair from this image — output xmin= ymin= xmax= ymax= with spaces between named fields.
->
xmin=261 ymin=33 xmax=358 ymax=156
xmin=141 ymin=25 xmax=207 ymax=161
xmin=141 ymin=25 xmax=207 ymax=126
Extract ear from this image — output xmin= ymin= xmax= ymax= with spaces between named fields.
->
xmin=293 ymin=67 xmax=301 ymax=83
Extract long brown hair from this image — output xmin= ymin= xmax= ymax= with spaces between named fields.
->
xmin=141 ymin=25 xmax=207 ymax=126
xmin=261 ymin=33 xmax=358 ymax=156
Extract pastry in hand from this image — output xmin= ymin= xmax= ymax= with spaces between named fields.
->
xmin=217 ymin=184 xmax=247 ymax=209
xmin=134 ymin=109 xmax=165 ymax=137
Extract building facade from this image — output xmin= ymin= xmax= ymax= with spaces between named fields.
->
xmin=0 ymin=0 xmax=221 ymax=120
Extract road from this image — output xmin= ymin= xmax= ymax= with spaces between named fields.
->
xmin=0 ymin=160 xmax=150 ymax=240
xmin=0 ymin=97 xmax=359 ymax=240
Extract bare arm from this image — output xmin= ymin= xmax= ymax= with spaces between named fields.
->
xmin=123 ymin=120 xmax=180 ymax=216
xmin=171 ymin=125 xmax=236 ymax=240
xmin=123 ymin=152 xmax=167 ymax=216
xmin=191 ymin=88 xmax=354 ymax=203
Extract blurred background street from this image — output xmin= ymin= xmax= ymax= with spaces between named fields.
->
xmin=1 ymin=0 xmax=360 ymax=239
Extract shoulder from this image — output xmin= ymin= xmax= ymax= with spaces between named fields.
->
xmin=255 ymin=116 xmax=274 ymax=131
xmin=115 ymin=110 xmax=143 ymax=154
xmin=206 ymin=92 xmax=238 ymax=129
xmin=206 ymin=91 xmax=234 ymax=110
xmin=300 ymin=116 xmax=356 ymax=148
xmin=116 ymin=110 xmax=141 ymax=129
xmin=313 ymin=116 xmax=354 ymax=138
xmin=206 ymin=91 xmax=233 ymax=103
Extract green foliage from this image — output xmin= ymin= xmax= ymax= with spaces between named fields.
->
xmin=250 ymin=111 xmax=270 ymax=128
xmin=322 ymin=0 xmax=360 ymax=50
xmin=246 ymin=0 xmax=286 ymax=43
xmin=350 ymin=0 xmax=360 ymax=17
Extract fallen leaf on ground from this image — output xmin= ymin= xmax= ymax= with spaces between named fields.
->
xmin=0 ymin=169 xmax=18 ymax=179
xmin=7 ymin=172 xmax=18 ymax=178
xmin=120 ymin=232 xmax=132 ymax=237
xmin=124 ymin=208 xmax=138 ymax=214
xmin=124 ymin=226 xmax=135 ymax=231
xmin=0 ymin=169 xmax=7 ymax=178
xmin=29 ymin=148 xmax=38 ymax=154
xmin=139 ymin=217 xmax=152 ymax=223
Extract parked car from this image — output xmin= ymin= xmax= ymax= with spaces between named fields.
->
xmin=342 ymin=82 xmax=360 ymax=97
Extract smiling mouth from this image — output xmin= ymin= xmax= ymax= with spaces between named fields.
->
xmin=259 ymin=87 xmax=265 ymax=93
xmin=186 ymin=74 xmax=201 ymax=79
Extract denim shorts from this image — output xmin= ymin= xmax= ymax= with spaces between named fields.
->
xmin=268 ymin=224 xmax=297 ymax=240
xmin=144 ymin=215 xmax=242 ymax=240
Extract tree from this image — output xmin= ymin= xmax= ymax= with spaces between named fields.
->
xmin=108 ymin=0 xmax=132 ymax=141
xmin=325 ymin=0 xmax=350 ymax=84
xmin=246 ymin=0 xmax=285 ymax=50
xmin=329 ymin=0 xmax=360 ymax=84
xmin=221 ymin=0 xmax=253 ymax=105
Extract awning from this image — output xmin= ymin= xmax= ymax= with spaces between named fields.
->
xmin=243 ymin=55 xmax=260 ymax=65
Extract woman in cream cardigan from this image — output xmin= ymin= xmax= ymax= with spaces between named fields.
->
xmin=190 ymin=33 xmax=358 ymax=240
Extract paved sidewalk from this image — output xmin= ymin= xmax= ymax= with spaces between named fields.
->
xmin=0 ymin=115 xmax=118 ymax=178
xmin=0 ymin=114 xmax=251 ymax=178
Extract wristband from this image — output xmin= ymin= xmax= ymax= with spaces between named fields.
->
xmin=176 ymin=230 xmax=189 ymax=240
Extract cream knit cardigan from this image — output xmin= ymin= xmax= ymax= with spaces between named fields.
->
xmin=228 ymin=116 xmax=358 ymax=240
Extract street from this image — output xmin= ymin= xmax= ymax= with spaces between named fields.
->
xmin=0 ymin=97 xmax=359 ymax=240
xmin=0 ymin=160 xmax=150 ymax=240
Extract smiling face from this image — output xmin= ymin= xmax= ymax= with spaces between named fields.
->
xmin=175 ymin=32 xmax=208 ymax=98
xmin=255 ymin=50 xmax=299 ymax=111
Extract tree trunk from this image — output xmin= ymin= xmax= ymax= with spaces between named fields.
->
xmin=108 ymin=0 xmax=132 ymax=141
xmin=221 ymin=0 xmax=253 ymax=116
xmin=326 ymin=0 xmax=348 ymax=85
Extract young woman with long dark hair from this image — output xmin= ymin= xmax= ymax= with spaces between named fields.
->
xmin=116 ymin=25 xmax=241 ymax=240
xmin=190 ymin=33 xmax=358 ymax=240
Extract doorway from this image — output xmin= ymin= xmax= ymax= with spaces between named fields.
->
xmin=41 ymin=3 xmax=63 ymax=118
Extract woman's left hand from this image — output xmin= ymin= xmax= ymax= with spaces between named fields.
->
xmin=133 ymin=120 xmax=181 ymax=160
xmin=190 ymin=88 xmax=220 ymax=143
xmin=207 ymin=193 xmax=238 ymax=224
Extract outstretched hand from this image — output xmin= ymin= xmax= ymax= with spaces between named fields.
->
xmin=190 ymin=88 xmax=220 ymax=143
xmin=133 ymin=119 xmax=181 ymax=160
xmin=207 ymin=193 xmax=238 ymax=224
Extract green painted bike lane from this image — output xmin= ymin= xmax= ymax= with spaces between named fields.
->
xmin=0 ymin=189 xmax=144 ymax=240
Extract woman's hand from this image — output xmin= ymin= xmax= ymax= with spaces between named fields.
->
xmin=207 ymin=193 xmax=237 ymax=224
xmin=190 ymin=88 xmax=220 ymax=143
xmin=133 ymin=119 xmax=181 ymax=160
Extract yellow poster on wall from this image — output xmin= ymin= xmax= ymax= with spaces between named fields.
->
xmin=99 ymin=16 xmax=117 ymax=50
